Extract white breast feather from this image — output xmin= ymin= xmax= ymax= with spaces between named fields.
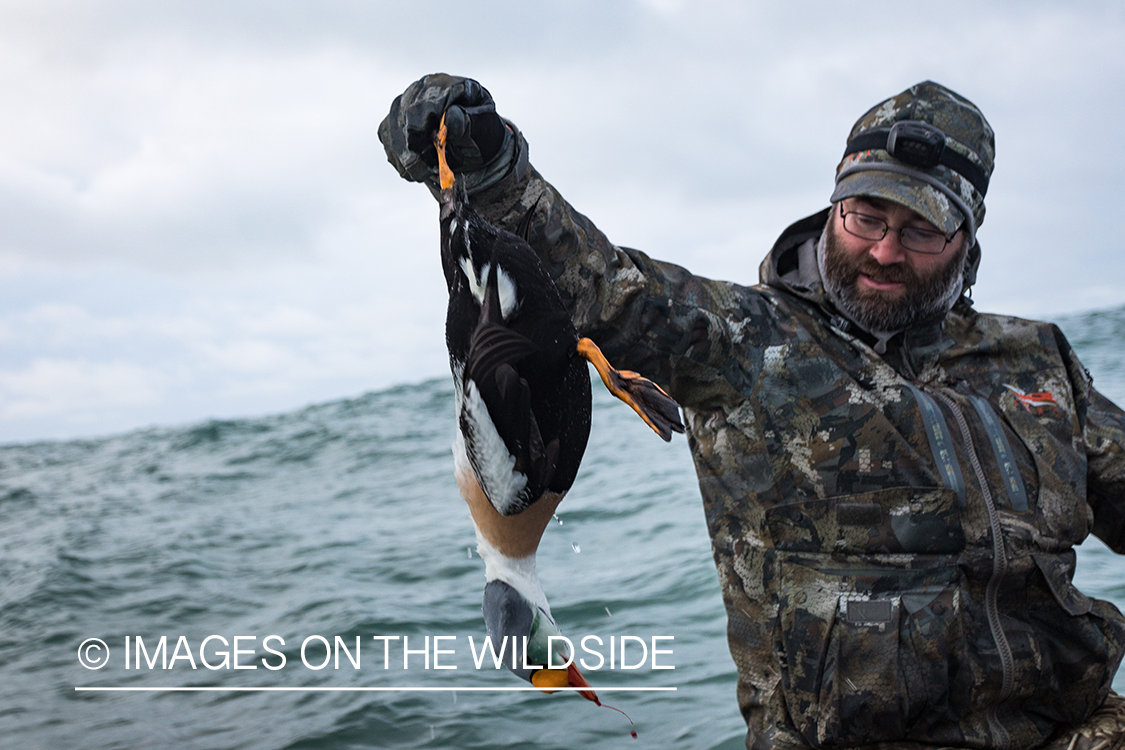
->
xmin=459 ymin=257 xmax=483 ymax=302
xmin=457 ymin=259 xmax=519 ymax=320
xmin=473 ymin=534 xmax=552 ymax=618
xmin=495 ymin=267 xmax=518 ymax=319
xmin=451 ymin=360 xmax=465 ymax=413
xmin=459 ymin=379 xmax=527 ymax=516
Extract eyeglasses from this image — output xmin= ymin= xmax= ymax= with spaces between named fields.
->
xmin=839 ymin=204 xmax=958 ymax=255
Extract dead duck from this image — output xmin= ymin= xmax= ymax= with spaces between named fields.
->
xmin=433 ymin=115 xmax=684 ymax=699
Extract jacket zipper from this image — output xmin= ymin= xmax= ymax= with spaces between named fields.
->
xmin=926 ymin=385 xmax=1014 ymax=750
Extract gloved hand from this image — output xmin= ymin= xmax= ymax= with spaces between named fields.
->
xmin=379 ymin=74 xmax=511 ymax=188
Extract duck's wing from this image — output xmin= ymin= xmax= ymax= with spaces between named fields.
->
xmin=462 ymin=266 xmax=560 ymax=513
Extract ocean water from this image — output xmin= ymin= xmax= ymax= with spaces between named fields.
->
xmin=1 ymin=304 xmax=1123 ymax=750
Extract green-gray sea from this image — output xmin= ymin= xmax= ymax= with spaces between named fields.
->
xmin=1 ymin=305 xmax=1123 ymax=749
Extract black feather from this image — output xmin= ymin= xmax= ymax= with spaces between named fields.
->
xmin=440 ymin=183 xmax=591 ymax=515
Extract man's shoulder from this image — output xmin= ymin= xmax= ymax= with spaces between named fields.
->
xmin=952 ymin=305 xmax=1063 ymax=340
xmin=947 ymin=306 xmax=1076 ymax=369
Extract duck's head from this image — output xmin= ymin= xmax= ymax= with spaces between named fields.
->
xmin=482 ymin=579 xmax=599 ymax=703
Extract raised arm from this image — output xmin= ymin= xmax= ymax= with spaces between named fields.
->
xmin=378 ymin=73 xmax=761 ymax=405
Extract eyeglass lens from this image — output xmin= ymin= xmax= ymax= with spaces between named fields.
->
xmin=841 ymin=209 xmax=949 ymax=254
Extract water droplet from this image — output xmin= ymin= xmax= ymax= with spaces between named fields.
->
xmin=571 ymin=542 xmax=581 ymax=554
xmin=467 ymin=547 xmax=473 ymax=559
xmin=553 ymin=513 xmax=563 ymax=525
xmin=605 ymin=607 xmax=612 ymax=617
xmin=430 ymin=725 xmax=435 ymax=739
xmin=452 ymin=691 xmax=457 ymax=703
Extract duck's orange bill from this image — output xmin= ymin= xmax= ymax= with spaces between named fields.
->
xmin=531 ymin=667 xmax=568 ymax=692
xmin=435 ymin=114 xmax=455 ymax=190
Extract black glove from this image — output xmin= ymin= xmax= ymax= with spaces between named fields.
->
xmin=379 ymin=74 xmax=510 ymax=186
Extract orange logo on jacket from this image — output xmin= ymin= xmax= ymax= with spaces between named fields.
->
xmin=1004 ymin=384 xmax=1060 ymax=415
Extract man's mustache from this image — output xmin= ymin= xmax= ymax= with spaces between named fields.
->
xmin=850 ymin=261 xmax=916 ymax=286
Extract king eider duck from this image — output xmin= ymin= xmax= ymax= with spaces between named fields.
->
xmin=433 ymin=116 xmax=684 ymax=702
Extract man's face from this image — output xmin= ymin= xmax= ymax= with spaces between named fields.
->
xmin=820 ymin=196 xmax=968 ymax=333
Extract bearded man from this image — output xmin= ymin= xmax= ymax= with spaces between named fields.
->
xmin=380 ymin=77 xmax=1125 ymax=750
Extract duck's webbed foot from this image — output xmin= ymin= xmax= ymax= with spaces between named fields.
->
xmin=577 ymin=338 xmax=685 ymax=442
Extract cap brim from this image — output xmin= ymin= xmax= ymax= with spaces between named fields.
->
xmin=830 ymin=169 xmax=964 ymax=236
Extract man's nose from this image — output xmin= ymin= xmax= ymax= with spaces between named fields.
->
xmin=869 ymin=232 xmax=908 ymax=265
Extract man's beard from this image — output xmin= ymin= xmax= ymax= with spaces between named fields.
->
xmin=818 ymin=219 xmax=968 ymax=335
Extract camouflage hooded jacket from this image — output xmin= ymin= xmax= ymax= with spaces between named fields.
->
xmin=462 ymin=134 xmax=1125 ymax=750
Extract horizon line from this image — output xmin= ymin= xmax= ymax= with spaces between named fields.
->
xmin=74 ymin=686 xmax=677 ymax=692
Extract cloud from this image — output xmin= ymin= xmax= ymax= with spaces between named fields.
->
xmin=0 ymin=256 xmax=452 ymax=441
xmin=0 ymin=42 xmax=389 ymax=272
xmin=0 ymin=0 xmax=1123 ymax=442
xmin=0 ymin=358 xmax=164 ymax=420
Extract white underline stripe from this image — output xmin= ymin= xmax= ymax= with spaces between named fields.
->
xmin=74 ymin=686 xmax=677 ymax=692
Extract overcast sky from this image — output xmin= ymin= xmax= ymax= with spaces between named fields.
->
xmin=1 ymin=0 xmax=1123 ymax=443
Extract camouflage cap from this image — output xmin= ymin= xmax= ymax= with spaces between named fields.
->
xmin=830 ymin=81 xmax=995 ymax=245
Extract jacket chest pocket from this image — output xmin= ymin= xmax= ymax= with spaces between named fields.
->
xmin=765 ymin=486 xmax=964 ymax=555
xmin=997 ymin=396 xmax=1088 ymax=540
xmin=775 ymin=559 xmax=968 ymax=748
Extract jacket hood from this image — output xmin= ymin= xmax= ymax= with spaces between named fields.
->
xmin=759 ymin=208 xmax=833 ymax=303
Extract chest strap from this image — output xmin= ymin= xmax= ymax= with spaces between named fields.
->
xmin=968 ymin=395 xmax=1030 ymax=512
xmin=908 ymin=384 xmax=967 ymax=509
